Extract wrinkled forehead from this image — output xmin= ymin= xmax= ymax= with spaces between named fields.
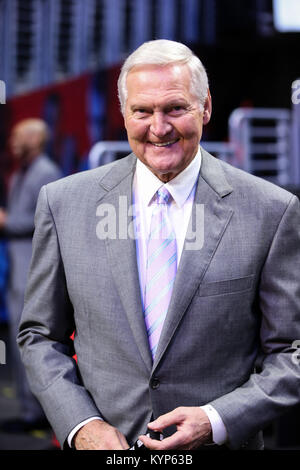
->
xmin=127 ymin=62 xmax=191 ymax=85
xmin=126 ymin=63 xmax=194 ymax=104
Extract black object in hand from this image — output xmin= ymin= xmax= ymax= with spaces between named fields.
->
xmin=128 ymin=428 xmax=163 ymax=450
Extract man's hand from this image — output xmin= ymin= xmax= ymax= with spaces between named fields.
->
xmin=73 ymin=419 xmax=129 ymax=450
xmin=0 ymin=208 xmax=7 ymax=229
xmin=138 ymin=407 xmax=212 ymax=450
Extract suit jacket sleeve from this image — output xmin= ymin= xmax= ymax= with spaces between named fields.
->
xmin=17 ymin=185 xmax=102 ymax=446
xmin=209 ymin=194 xmax=300 ymax=449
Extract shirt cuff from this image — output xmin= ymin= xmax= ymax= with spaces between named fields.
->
xmin=200 ymin=404 xmax=228 ymax=445
xmin=67 ymin=416 xmax=103 ymax=448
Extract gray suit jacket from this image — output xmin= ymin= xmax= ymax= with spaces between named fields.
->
xmin=5 ymin=154 xmax=62 ymax=295
xmin=17 ymin=148 xmax=300 ymax=449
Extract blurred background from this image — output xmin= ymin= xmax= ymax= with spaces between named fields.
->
xmin=0 ymin=0 xmax=300 ymax=450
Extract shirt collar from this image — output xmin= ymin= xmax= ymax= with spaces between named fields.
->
xmin=135 ymin=147 xmax=201 ymax=208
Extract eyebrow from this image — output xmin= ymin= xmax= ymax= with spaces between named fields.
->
xmin=130 ymin=103 xmax=150 ymax=110
xmin=165 ymin=100 xmax=188 ymax=108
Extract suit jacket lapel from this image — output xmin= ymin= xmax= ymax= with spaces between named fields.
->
xmin=152 ymin=149 xmax=234 ymax=371
xmin=95 ymin=150 xmax=234 ymax=373
xmin=97 ymin=154 xmax=153 ymax=372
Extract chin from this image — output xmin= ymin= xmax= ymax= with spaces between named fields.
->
xmin=149 ymin=154 xmax=181 ymax=167
xmin=151 ymin=163 xmax=176 ymax=175
xmin=152 ymin=165 xmax=182 ymax=181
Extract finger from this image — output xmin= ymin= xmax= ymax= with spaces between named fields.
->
xmin=148 ymin=408 xmax=184 ymax=432
xmin=139 ymin=431 xmax=185 ymax=450
xmin=138 ymin=435 xmax=164 ymax=450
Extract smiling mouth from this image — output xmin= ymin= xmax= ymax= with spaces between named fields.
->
xmin=149 ymin=139 xmax=179 ymax=147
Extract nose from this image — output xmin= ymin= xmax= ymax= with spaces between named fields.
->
xmin=150 ymin=112 xmax=172 ymax=138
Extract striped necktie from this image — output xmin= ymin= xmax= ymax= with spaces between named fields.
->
xmin=143 ymin=186 xmax=177 ymax=359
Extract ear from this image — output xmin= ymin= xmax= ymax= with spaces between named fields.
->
xmin=203 ymin=89 xmax=212 ymax=125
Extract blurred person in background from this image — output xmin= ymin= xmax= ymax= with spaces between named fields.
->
xmin=0 ymin=118 xmax=62 ymax=432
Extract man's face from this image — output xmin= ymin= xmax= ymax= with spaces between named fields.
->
xmin=124 ymin=63 xmax=211 ymax=182
xmin=9 ymin=127 xmax=27 ymax=159
xmin=9 ymin=124 xmax=42 ymax=162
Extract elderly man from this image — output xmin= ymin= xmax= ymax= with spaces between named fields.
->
xmin=0 ymin=118 xmax=62 ymax=432
xmin=17 ymin=40 xmax=300 ymax=450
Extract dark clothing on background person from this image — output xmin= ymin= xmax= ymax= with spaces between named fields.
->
xmin=2 ymin=154 xmax=62 ymax=425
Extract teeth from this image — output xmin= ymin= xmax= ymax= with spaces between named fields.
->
xmin=151 ymin=140 xmax=177 ymax=147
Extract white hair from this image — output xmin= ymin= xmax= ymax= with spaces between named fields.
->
xmin=117 ymin=39 xmax=209 ymax=115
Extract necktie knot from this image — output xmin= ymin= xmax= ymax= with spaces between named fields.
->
xmin=156 ymin=187 xmax=172 ymax=205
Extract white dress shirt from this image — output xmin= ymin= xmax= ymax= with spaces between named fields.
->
xmin=132 ymin=150 xmax=199 ymax=308
xmin=68 ymin=148 xmax=227 ymax=447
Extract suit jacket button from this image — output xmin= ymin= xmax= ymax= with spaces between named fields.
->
xmin=151 ymin=377 xmax=160 ymax=389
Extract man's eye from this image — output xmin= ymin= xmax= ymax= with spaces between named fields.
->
xmin=134 ymin=109 xmax=148 ymax=115
xmin=169 ymin=106 xmax=184 ymax=114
